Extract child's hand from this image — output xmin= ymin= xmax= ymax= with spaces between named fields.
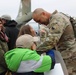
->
xmin=31 ymin=43 xmax=37 ymax=50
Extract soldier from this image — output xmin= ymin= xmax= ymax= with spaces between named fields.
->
xmin=32 ymin=8 xmax=76 ymax=75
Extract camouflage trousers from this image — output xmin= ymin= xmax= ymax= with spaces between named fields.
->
xmin=61 ymin=50 xmax=76 ymax=75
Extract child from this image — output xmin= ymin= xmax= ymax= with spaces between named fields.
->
xmin=4 ymin=34 xmax=55 ymax=75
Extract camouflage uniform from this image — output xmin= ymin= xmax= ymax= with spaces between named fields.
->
xmin=37 ymin=11 xmax=76 ymax=75
xmin=0 ymin=40 xmax=8 ymax=74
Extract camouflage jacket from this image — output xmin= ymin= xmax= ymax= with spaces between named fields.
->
xmin=0 ymin=40 xmax=8 ymax=73
xmin=37 ymin=11 xmax=76 ymax=56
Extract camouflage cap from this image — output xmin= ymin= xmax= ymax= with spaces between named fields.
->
xmin=16 ymin=34 xmax=38 ymax=48
xmin=1 ymin=14 xmax=11 ymax=20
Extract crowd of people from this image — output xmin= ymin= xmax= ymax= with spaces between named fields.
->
xmin=0 ymin=8 xmax=76 ymax=75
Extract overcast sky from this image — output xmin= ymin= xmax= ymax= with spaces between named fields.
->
xmin=0 ymin=0 xmax=76 ymax=19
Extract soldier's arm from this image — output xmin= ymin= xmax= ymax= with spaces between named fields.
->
xmin=37 ymin=17 xmax=68 ymax=51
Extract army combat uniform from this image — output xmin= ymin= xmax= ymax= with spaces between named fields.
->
xmin=37 ymin=11 xmax=76 ymax=75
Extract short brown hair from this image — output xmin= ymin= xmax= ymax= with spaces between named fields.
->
xmin=18 ymin=25 xmax=32 ymax=37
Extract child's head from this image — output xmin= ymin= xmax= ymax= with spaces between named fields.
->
xmin=18 ymin=25 xmax=36 ymax=37
xmin=16 ymin=34 xmax=37 ymax=50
